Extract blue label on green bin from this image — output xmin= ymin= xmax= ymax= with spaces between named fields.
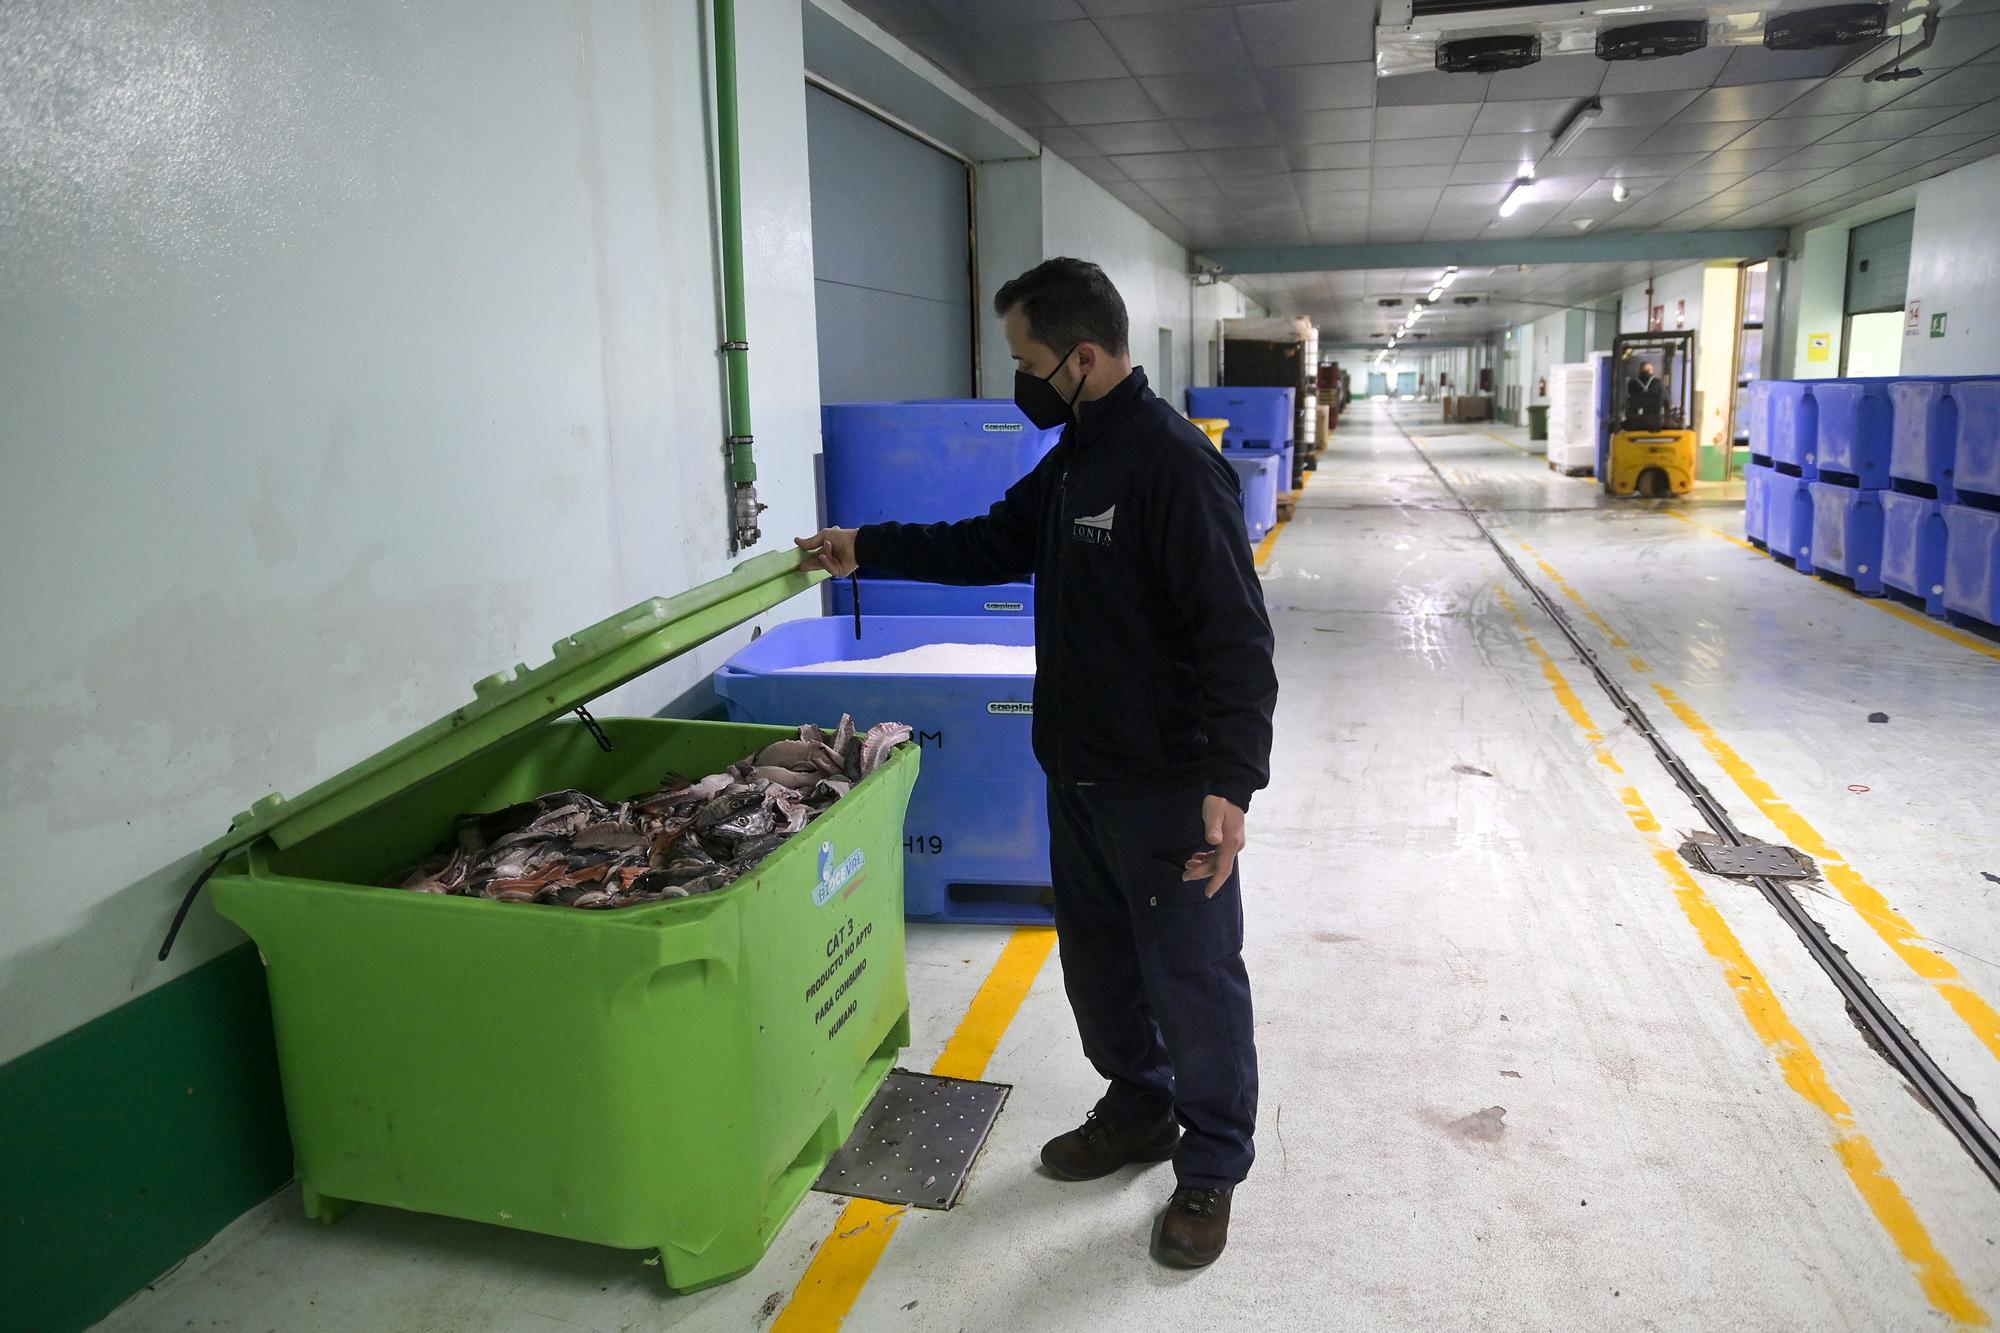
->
xmin=815 ymin=842 xmax=867 ymax=906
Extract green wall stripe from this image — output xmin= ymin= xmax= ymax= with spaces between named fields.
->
xmin=0 ymin=944 xmax=292 ymax=1333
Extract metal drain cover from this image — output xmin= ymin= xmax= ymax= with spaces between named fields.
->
xmin=812 ymin=1070 xmax=1011 ymax=1210
xmin=1687 ymin=841 xmax=1814 ymax=880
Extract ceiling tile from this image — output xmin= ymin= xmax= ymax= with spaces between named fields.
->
xmin=1776 ymin=71 xmax=1944 ymax=119
xmin=937 ymin=0 xmax=1087 ymax=21
xmin=903 ymin=22 xmax=1128 ymax=87
xmin=1234 ymin=0 xmax=1376 ymax=67
xmin=1174 ymin=112 xmax=1281 ymax=149
xmin=1139 ymin=174 xmax=1227 ymax=203
xmin=1293 ymin=167 xmax=1370 ymax=194
xmin=1199 ymin=145 xmax=1292 ymax=175
xmin=1637 ymin=119 xmax=1756 ymax=154
xmin=1378 ymin=103 xmax=1482 ymax=139
xmin=1371 ymin=164 xmax=1455 ymax=189
xmin=1775 ymin=140 xmax=1887 ymax=171
xmin=1714 ymin=46 xmax=1845 ymax=85
xmin=1889 ymin=63 xmax=2000 ymax=108
xmin=1725 ymin=166 xmax=1832 ymax=189
xmin=1135 ymin=69 xmax=1267 ymax=119
xmin=1449 ymin=131 xmax=1540 ymax=164
xmin=1920 ymin=9 xmax=2000 ymax=63
xmin=1100 ymin=179 xmax=1153 ymax=206
xmin=1597 ymin=48 xmax=1730 ymax=94
xmin=1723 ymin=115 xmax=1856 ymax=149
xmin=1254 ymin=63 xmax=1375 ymax=111
xmin=1076 ymin=0 xmax=1215 ymax=13
xmin=1377 ymin=71 xmax=1490 ymax=106
xmin=1824 ymin=105 xmax=1979 ymax=142
xmin=1592 ymin=89 xmax=1705 ymax=127
xmin=1036 ymin=124 xmax=1096 ymax=155
xmin=1032 ymin=77 xmax=1164 ymax=123
xmin=1385 ymin=135 xmax=1467 ymax=166
xmin=1450 ymin=158 xmax=1534 ymax=183
xmin=844 ymin=0 xmax=951 ymax=34
xmin=1274 ymin=107 xmax=1375 ymax=143
xmin=1438 ymin=181 xmax=1511 ymax=208
xmin=1701 ymin=146 xmax=1794 ymax=174
xmin=1066 ymin=154 xmax=1129 ymax=184
xmin=1077 ymin=119 xmax=1188 ymax=154
xmin=1367 ymin=186 xmax=1443 ymax=212
xmin=1470 ymin=98 xmax=1575 ymax=137
xmin=1674 ymin=79 xmax=1819 ymax=122
xmin=1861 ymin=130 xmax=1997 ymax=163
xmin=1926 ymin=103 xmax=2000 ymax=138
xmin=1610 ymin=150 xmax=1713 ymax=175
xmin=1097 ymin=10 xmax=1251 ymax=76
xmin=1285 ymin=141 xmax=1371 ymax=170
xmin=1109 ymin=150 xmax=1210 ymax=179
xmin=973 ymin=86 xmax=1066 ymax=129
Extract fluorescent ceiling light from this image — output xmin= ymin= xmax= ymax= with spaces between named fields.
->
xmin=1549 ymin=98 xmax=1602 ymax=159
xmin=1440 ymin=267 xmax=1459 ymax=287
xmin=1498 ymin=177 xmax=1535 ymax=218
xmin=1428 ymin=285 xmax=1445 ymax=301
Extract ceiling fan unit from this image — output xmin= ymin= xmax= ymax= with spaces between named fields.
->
xmin=1376 ymin=0 xmax=1951 ymax=76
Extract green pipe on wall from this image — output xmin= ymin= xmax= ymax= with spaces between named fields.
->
xmin=714 ymin=0 xmax=763 ymax=549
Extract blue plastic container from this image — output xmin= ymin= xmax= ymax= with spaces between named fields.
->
xmin=1187 ymin=387 xmax=1295 ymax=451
xmin=713 ymin=616 xmax=1051 ymax=925
xmin=1881 ymin=491 xmax=1951 ymax=616
xmin=1890 ymin=380 xmax=1962 ymax=499
xmin=1955 ymin=381 xmax=2000 ymax=506
xmin=1744 ymin=462 xmax=1772 ymax=546
xmin=1767 ymin=381 xmax=1815 ymax=476
xmin=1808 ymin=483 xmax=1885 ymax=595
xmin=822 ymin=397 xmax=1060 ymax=532
xmin=1765 ymin=468 xmax=1816 ymax=573
xmin=1813 ymin=381 xmax=1894 ymax=488
xmin=1745 ymin=380 xmax=1775 ymax=463
xmin=1229 ymin=453 xmax=1281 ymax=542
xmin=1943 ymin=504 xmax=2000 ymax=629
xmin=830 ymin=580 xmax=1033 ymax=618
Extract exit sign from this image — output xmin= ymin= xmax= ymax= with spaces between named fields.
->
xmin=1931 ymin=313 xmax=1948 ymax=338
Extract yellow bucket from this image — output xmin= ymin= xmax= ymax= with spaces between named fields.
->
xmin=1189 ymin=417 xmax=1229 ymax=450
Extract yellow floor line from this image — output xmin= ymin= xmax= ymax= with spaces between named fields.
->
xmin=1511 ymin=536 xmax=2000 ymax=1071
xmin=1653 ymin=682 xmax=2000 ymax=1069
xmin=1493 ymin=583 xmax=1987 ymax=1328
xmin=1661 ymin=509 xmax=2000 ymax=664
xmin=773 ymin=926 xmax=1058 ymax=1332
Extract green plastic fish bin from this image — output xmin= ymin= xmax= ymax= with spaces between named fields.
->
xmin=202 ymin=552 xmax=920 ymax=1292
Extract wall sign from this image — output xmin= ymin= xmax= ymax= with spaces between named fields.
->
xmin=1807 ymin=333 xmax=1832 ymax=363
xmin=1675 ymin=299 xmax=1686 ymax=329
xmin=1931 ymin=313 xmax=1948 ymax=338
xmin=1906 ymin=300 xmax=1922 ymax=336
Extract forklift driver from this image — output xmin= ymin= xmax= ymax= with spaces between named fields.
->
xmin=1626 ymin=360 xmax=1667 ymax=430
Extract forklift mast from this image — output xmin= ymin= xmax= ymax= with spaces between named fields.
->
xmin=1611 ymin=330 xmax=1695 ymax=433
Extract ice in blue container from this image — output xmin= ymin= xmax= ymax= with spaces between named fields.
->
xmin=1229 ymin=453 xmax=1281 ymax=542
xmin=1943 ymin=504 xmax=2000 ymax=630
xmin=1808 ymin=482 xmax=1885 ymax=595
xmin=1187 ymin=387 xmax=1295 ymax=451
xmin=713 ymin=616 xmax=1052 ymax=925
xmin=1882 ymin=491 xmax=1951 ymax=616
xmin=822 ymin=400 xmax=1060 ymax=620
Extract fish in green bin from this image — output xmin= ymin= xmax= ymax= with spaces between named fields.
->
xmin=388 ymin=716 xmax=912 ymax=909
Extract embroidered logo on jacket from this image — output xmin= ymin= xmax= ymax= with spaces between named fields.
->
xmin=1071 ymin=505 xmax=1115 ymax=547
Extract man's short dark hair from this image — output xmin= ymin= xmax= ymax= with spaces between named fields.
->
xmin=995 ymin=257 xmax=1129 ymax=358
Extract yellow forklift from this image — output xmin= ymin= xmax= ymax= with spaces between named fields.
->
xmin=1606 ymin=330 xmax=1696 ymax=499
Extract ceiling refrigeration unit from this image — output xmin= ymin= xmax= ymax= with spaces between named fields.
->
xmin=1377 ymin=0 xmax=1953 ymax=76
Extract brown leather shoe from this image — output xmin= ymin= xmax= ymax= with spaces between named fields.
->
xmin=1040 ymin=1111 xmax=1179 ymax=1181
xmin=1155 ymin=1186 xmax=1232 ymax=1268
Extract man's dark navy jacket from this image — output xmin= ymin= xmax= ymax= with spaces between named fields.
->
xmin=854 ymin=367 xmax=1279 ymax=812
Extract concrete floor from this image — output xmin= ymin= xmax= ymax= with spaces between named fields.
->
xmin=103 ymin=401 xmax=2000 ymax=1331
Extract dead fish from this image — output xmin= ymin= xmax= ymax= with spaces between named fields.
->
xmin=752 ymin=765 xmax=822 ymax=792
xmin=860 ymin=722 xmax=913 ymax=776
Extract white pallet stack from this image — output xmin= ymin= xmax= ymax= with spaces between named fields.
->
xmin=1546 ymin=357 xmax=1602 ymax=477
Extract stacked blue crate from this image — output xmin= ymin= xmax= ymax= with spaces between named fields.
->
xmin=1942 ymin=380 xmax=2000 ymax=630
xmin=822 ymin=400 xmax=1061 ymax=618
xmin=1806 ymin=379 xmax=1894 ymax=594
xmin=1884 ymin=378 xmax=1974 ymax=616
xmin=1187 ymin=386 xmax=1298 ymax=532
xmin=1230 ymin=453 xmax=1282 ymax=542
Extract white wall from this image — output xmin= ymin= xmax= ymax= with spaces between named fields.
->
xmin=1620 ymin=264 xmax=1706 ymax=336
xmin=0 ymin=0 xmax=825 ymax=1063
xmin=1902 ymin=155 xmax=2000 ymax=376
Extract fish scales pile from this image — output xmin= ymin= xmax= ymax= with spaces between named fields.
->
xmin=389 ymin=716 xmax=912 ymax=909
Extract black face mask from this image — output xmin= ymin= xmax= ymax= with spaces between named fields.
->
xmin=1014 ymin=344 xmax=1085 ymax=430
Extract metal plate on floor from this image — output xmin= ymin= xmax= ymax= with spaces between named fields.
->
xmin=812 ymin=1070 xmax=1011 ymax=1210
xmin=1688 ymin=841 xmax=1813 ymax=880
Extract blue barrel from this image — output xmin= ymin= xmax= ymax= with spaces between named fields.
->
xmin=822 ymin=399 xmax=1061 ymax=533
xmin=1808 ymin=483 xmax=1885 ymax=594
xmin=1229 ymin=453 xmax=1281 ymax=542
xmin=830 ymin=579 xmax=1033 ymax=617
xmin=1813 ymin=381 xmax=1894 ymax=488
xmin=713 ymin=616 xmax=1051 ymax=925
xmin=1943 ymin=504 xmax=2000 ymax=629
xmin=1186 ymin=387 xmax=1295 ymax=451
xmin=1744 ymin=462 xmax=1772 ymax=546
xmin=1955 ymin=381 xmax=2000 ymax=507
xmin=1767 ymin=382 xmax=1815 ymax=475
xmin=1881 ymin=491 xmax=1950 ymax=616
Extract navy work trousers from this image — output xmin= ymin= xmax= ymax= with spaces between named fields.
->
xmin=1046 ymin=780 xmax=1259 ymax=1189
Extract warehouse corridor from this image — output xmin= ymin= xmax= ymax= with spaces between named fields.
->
xmin=99 ymin=401 xmax=2000 ymax=1331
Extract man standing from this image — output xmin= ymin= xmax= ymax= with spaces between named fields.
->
xmin=797 ymin=257 xmax=1277 ymax=1268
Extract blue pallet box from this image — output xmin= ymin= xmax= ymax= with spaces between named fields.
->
xmin=1954 ymin=381 xmax=2000 ymax=506
xmin=1813 ymin=381 xmax=1894 ymax=488
xmin=1764 ymin=468 xmax=1816 ymax=574
xmin=830 ymin=580 xmax=1033 ymax=618
xmin=1808 ymin=482 xmax=1885 ymax=595
xmin=1744 ymin=461 xmax=1772 ymax=546
xmin=1229 ymin=453 xmax=1281 ymax=542
xmin=1881 ymin=491 xmax=1951 ymax=616
xmin=1187 ymin=387 xmax=1295 ymax=451
xmin=1890 ymin=380 xmax=1965 ymax=499
xmin=1767 ymin=381 xmax=1815 ymax=476
xmin=713 ymin=616 xmax=1052 ymax=926
xmin=1745 ymin=380 xmax=1775 ymax=462
xmin=1943 ymin=504 xmax=2000 ymax=630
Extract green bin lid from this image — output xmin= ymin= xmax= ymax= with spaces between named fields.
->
xmin=205 ymin=549 xmax=826 ymax=858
